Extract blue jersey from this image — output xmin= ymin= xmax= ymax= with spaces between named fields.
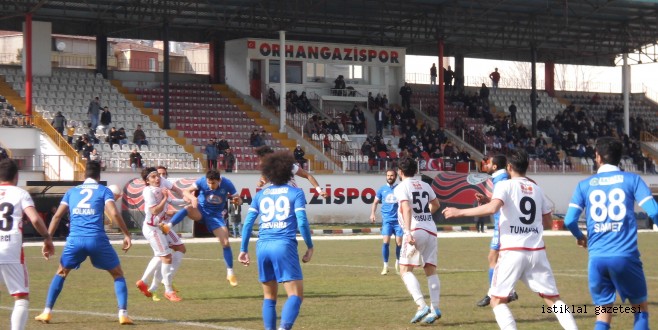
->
xmin=195 ymin=176 xmax=237 ymax=215
xmin=565 ymin=164 xmax=658 ymax=258
xmin=376 ymin=183 xmax=398 ymax=223
xmin=61 ymin=178 xmax=114 ymax=237
xmin=491 ymin=169 xmax=509 ymax=226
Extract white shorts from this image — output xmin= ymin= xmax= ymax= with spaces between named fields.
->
xmin=399 ymin=229 xmax=437 ymax=268
xmin=165 ymin=228 xmax=184 ymax=247
xmin=144 ymin=227 xmax=172 ymax=257
xmin=0 ymin=263 xmax=29 ymax=296
xmin=489 ymin=249 xmax=559 ymax=299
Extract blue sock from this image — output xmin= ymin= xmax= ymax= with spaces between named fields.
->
xmin=280 ymin=295 xmax=302 ymax=330
xmin=114 ymin=277 xmax=128 ymax=310
xmin=170 ymin=209 xmax=188 ymax=226
xmin=262 ymin=298 xmax=277 ymax=330
xmin=594 ymin=320 xmax=610 ymax=330
xmin=488 ymin=268 xmax=494 ymax=285
xmin=634 ymin=311 xmax=649 ymax=330
xmin=382 ymin=243 xmax=390 ymax=263
xmin=45 ymin=275 xmax=66 ymax=308
xmin=223 ymin=246 xmax=234 ymax=269
xmin=395 ymin=245 xmax=401 ymax=260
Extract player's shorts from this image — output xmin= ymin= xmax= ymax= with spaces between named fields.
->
xmin=589 ymin=256 xmax=647 ymax=305
xmin=399 ymin=229 xmax=437 ymax=268
xmin=256 ymin=239 xmax=303 ymax=283
xmin=60 ymin=236 xmax=120 ymax=270
xmin=382 ymin=220 xmax=404 ymax=237
xmin=489 ymin=249 xmax=559 ymax=299
xmin=200 ymin=209 xmax=227 ymax=232
xmin=165 ymin=228 xmax=184 ymax=247
xmin=489 ymin=229 xmax=500 ymax=251
xmin=144 ymin=227 xmax=173 ymax=257
xmin=0 ymin=263 xmax=29 ymax=297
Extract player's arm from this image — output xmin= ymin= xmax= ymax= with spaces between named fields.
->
xmin=542 ymin=212 xmax=553 ymax=230
xmin=294 ymin=190 xmax=313 ymax=263
xmin=428 ymin=198 xmax=440 ymax=214
xmin=398 ymin=199 xmax=414 ymax=243
xmin=238 ymin=201 xmax=260 ymax=266
xmin=564 ymin=186 xmax=586 ymax=241
xmin=443 ymin=199 xmax=502 ymax=219
xmin=295 ymin=167 xmax=329 ymax=198
xmin=149 ymin=189 xmax=169 ymax=216
xmin=182 ymin=185 xmax=199 ymax=207
xmin=635 ymin=177 xmax=658 ymax=225
xmin=48 ymin=204 xmax=69 ymax=237
xmin=105 ymin=200 xmax=132 ymax=252
xmin=369 ymin=198 xmax=380 ymax=223
xmin=24 ymin=205 xmax=54 ymax=259
xmin=256 ymin=175 xmax=269 ymax=188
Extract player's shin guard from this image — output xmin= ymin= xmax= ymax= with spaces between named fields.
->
xmin=551 ymin=300 xmax=577 ymax=330
xmin=395 ymin=245 xmax=401 ymax=260
xmin=12 ymin=299 xmax=29 ymax=330
xmin=142 ymin=257 xmax=161 ymax=282
xmin=402 ymin=272 xmax=426 ymax=307
xmin=634 ymin=311 xmax=649 ymax=330
xmin=280 ymin=295 xmax=302 ymax=330
xmin=114 ymin=277 xmax=128 ymax=310
xmin=382 ymin=243 xmax=390 ymax=263
xmin=262 ymin=299 xmax=277 ymax=330
xmin=172 ymin=251 xmax=184 ymax=276
xmin=492 ymin=304 xmax=517 ymax=330
xmin=223 ymin=246 xmax=234 ymax=269
xmin=45 ymin=274 xmax=66 ymax=308
xmin=427 ymin=274 xmax=441 ymax=311
xmin=170 ymin=209 xmax=188 ymax=227
xmin=161 ymin=263 xmax=174 ymax=293
xmin=594 ymin=320 xmax=610 ymax=330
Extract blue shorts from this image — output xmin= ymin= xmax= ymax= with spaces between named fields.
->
xmin=200 ymin=209 xmax=227 ymax=232
xmin=60 ymin=236 xmax=120 ymax=271
xmin=382 ymin=221 xmax=404 ymax=237
xmin=257 ymin=239 xmax=303 ymax=283
xmin=489 ymin=229 xmax=500 ymax=250
xmin=589 ymin=256 xmax=647 ymax=305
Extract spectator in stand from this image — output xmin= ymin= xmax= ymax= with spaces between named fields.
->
xmin=129 ymin=147 xmax=143 ymax=172
xmin=443 ymin=141 xmax=456 ymax=158
xmin=0 ymin=114 xmax=9 ymax=126
xmin=399 ymin=82 xmax=413 ymax=110
xmin=224 ymin=148 xmax=236 ymax=173
xmin=479 ymin=83 xmax=490 ymax=107
xmin=266 ymin=87 xmax=279 ymax=107
xmin=508 ymin=101 xmax=517 ymax=125
xmin=293 ymin=145 xmax=307 ymax=169
xmin=296 ymin=91 xmax=312 ymax=113
xmin=382 ymin=94 xmax=389 ymax=108
xmin=589 ymin=93 xmax=601 ymax=105
xmin=117 ymin=127 xmax=129 ymax=146
xmin=488 ymin=68 xmax=500 ymax=94
xmin=0 ymin=146 xmax=8 ymax=160
xmin=333 ymin=75 xmax=346 ymax=96
xmin=361 ymin=139 xmax=372 ymax=156
xmin=100 ymin=106 xmax=112 ymax=133
xmin=74 ymin=135 xmax=89 ymax=152
xmin=81 ymin=141 xmax=94 ymax=160
xmin=86 ymin=123 xmax=99 ymax=144
xmin=216 ymin=135 xmax=230 ymax=156
xmin=445 ymin=66 xmax=454 ymax=93
xmin=205 ymin=138 xmax=218 ymax=170
xmin=430 ymin=63 xmax=437 ymax=93
xmin=51 ymin=111 xmax=67 ymax=136
xmin=87 ymin=96 xmax=101 ymax=130
xmin=249 ymin=129 xmax=262 ymax=147
xmin=323 ymin=135 xmax=332 ymax=152
xmin=374 ymin=108 xmax=386 ymax=136
xmin=133 ymin=124 xmax=148 ymax=148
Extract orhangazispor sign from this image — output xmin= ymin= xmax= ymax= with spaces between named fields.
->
xmin=247 ymin=39 xmax=405 ymax=66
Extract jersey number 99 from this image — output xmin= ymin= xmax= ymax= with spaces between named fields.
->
xmin=260 ymin=196 xmax=290 ymax=222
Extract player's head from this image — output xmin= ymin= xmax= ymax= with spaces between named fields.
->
xmin=261 ymin=151 xmax=294 ymax=185
xmin=85 ymin=161 xmax=102 ymax=181
xmin=0 ymin=158 xmax=18 ymax=185
xmin=108 ymin=184 xmax=122 ymax=200
xmin=385 ymin=169 xmax=397 ymax=185
xmin=595 ymin=137 xmax=622 ymax=167
xmin=205 ymin=169 xmax=222 ymax=190
xmin=255 ymin=146 xmax=274 ymax=159
xmin=397 ymin=157 xmax=418 ymax=179
xmin=489 ymin=154 xmax=507 ymax=174
xmin=141 ymin=167 xmax=160 ymax=186
xmin=156 ymin=166 xmax=168 ymax=179
xmin=507 ymin=149 xmax=529 ymax=175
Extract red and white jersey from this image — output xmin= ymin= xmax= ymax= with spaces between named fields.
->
xmin=289 ymin=163 xmax=300 ymax=187
xmin=0 ymin=185 xmax=34 ymax=264
xmin=142 ymin=185 xmax=167 ymax=233
xmin=492 ymin=177 xmax=552 ymax=250
xmin=394 ymin=178 xmax=437 ymax=235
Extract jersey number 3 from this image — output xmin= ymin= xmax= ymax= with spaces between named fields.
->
xmin=0 ymin=202 xmax=14 ymax=231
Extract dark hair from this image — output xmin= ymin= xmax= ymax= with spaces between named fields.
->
xmin=397 ymin=156 xmax=418 ymax=177
xmin=141 ymin=166 xmax=158 ymax=184
xmin=85 ymin=161 xmax=102 ymax=180
xmin=595 ymin=137 xmax=622 ymax=166
xmin=490 ymin=154 xmax=507 ymax=172
xmin=507 ymin=149 xmax=529 ymax=175
xmin=262 ymin=152 xmax=294 ymax=185
xmin=255 ymin=146 xmax=274 ymax=158
xmin=206 ymin=169 xmax=221 ymax=181
xmin=0 ymin=158 xmax=18 ymax=182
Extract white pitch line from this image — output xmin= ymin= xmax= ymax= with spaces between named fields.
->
xmin=0 ymin=307 xmax=247 ymax=329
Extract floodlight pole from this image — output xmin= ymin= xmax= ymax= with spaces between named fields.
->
xmin=163 ymin=19 xmax=171 ymax=130
xmin=279 ymin=31 xmax=286 ymax=133
xmin=530 ymin=44 xmax=537 ymax=137
xmin=438 ymin=38 xmax=445 ymax=128
xmin=622 ymin=53 xmax=630 ymax=135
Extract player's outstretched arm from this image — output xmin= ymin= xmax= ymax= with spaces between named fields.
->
xmin=443 ymin=200 xmax=501 ymax=219
xmin=48 ymin=204 xmax=68 ymax=237
xmin=369 ymin=198 xmax=380 ymax=223
xmin=428 ymin=198 xmax=441 ymax=214
xmin=106 ymin=200 xmax=132 ymax=252
xmin=295 ymin=167 xmax=329 ymax=198
xmin=474 ymin=192 xmax=490 ymax=204
xmin=25 ymin=205 xmax=54 ymax=259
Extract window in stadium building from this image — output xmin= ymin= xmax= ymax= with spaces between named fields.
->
xmin=269 ymin=60 xmax=303 ymax=84
xmin=306 ymin=62 xmax=326 ymax=82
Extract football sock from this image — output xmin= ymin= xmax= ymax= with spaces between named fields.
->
xmin=280 ymin=295 xmax=302 ymax=330
xmin=551 ymin=300 xmax=577 ymax=330
xmin=12 ymin=299 xmax=29 ymax=330
xmin=223 ymin=246 xmax=234 ymax=269
xmin=114 ymin=277 xmax=128 ymax=310
xmin=142 ymin=257 xmax=161 ymax=282
xmin=395 ymin=245 xmax=401 ymax=260
xmin=45 ymin=274 xmax=66 ymax=309
xmin=427 ymin=274 xmax=441 ymax=311
xmin=169 ymin=209 xmax=188 ymax=227
xmin=634 ymin=311 xmax=649 ymax=330
xmin=161 ymin=263 xmax=174 ymax=293
xmin=402 ymin=272 xmax=425 ymax=308
xmin=382 ymin=243 xmax=390 ymax=263
xmin=488 ymin=268 xmax=494 ymax=285
xmin=493 ymin=304 xmax=517 ymax=330
xmin=172 ymin=251 xmax=184 ymax=276
xmin=262 ymin=299 xmax=277 ymax=330
xmin=594 ymin=320 xmax=610 ymax=330
xmin=150 ymin=267 xmax=162 ymax=292
xmin=118 ymin=309 xmax=128 ymax=318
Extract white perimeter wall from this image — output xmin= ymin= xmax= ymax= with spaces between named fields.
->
xmin=22 ymin=21 xmax=51 ymax=76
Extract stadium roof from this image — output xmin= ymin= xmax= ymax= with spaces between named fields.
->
xmin=0 ymin=0 xmax=657 ymax=66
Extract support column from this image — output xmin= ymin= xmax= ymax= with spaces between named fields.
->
xmin=96 ymin=34 xmax=108 ymax=78
xmin=622 ymin=53 xmax=630 ymax=135
xmin=279 ymin=31 xmax=286 ymax=133
xmin=209 ymin=36 xmax=224 ymax=84
xmin=454 ymin=55 xmax=464 ymax=94
xmin=530 ymin=44 xmax=538 ymax=137
xmin=438 ymin=39 xmax=445 ymax=128
xmin=162 ymin=20 xmax=170 ymax=129
xmin=544 ymin=62 xmax=554 ymax=97
xmin=25 ymin=13 xmax=32 ymax=118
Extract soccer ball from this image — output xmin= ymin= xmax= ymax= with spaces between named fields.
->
xmin=108 ymin=184 xmax=122 ymax=200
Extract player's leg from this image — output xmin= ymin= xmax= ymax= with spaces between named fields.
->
xmin=107 ymin=265 xmax=133 ymax=324
xmin=12 ymin=296 xmax=29 ymax=330
xmin=88 ymin=238 xmax=132 ymax=324
xmin=36 ymin=264 xmax=72 ymax=323
xmin=211 ymin=223 xmax=237 ymax=286
xmin=488 ymin=250 xmax=525 ymax=330
xmin=399 ymin=233 xmax=429 ymax=323
xmin=258 ymin=242 xmax=279 ymax=330
xmin=165 ymin=229 xmax=186 ymax=278
xmin=418 ymin=233 xmax=441 ymax=324
xmin=393 ymin=222 xmax=404 ymax=274
xmin=138 ymin=257 xmax=161 ymax=296
xmin=606 ymin=256 xmax=649 ymax=330
xmin=280 ymin=280 xmax=304 ymax=330
xmin=164 ymin=204 xmax=203 ymax=232
xmin=262 ymin=281 xmax=279 ymax=330
xmin=2 ymin=264 xmax=30 ymax=330
xmin=380 ymin=222 xmax=392 ymax=275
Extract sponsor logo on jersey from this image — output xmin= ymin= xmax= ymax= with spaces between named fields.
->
xmin=589 ymin=175 xmax=623 ymax=187
xmin=520 ymin=183 xmax=534 ymax=195
xmin=264 ymin=187 xmax=289 ymax=195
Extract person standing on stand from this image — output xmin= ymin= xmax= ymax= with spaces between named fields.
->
xmin=228 ymin=199 xmax=242 ymax=238
xmin=508 ymin=101 xmax=517 ymax=125
xmin=489 ymin=68 xmax=501 ymax=94
xmin=429 ymin=64 xmax=437 ymax=93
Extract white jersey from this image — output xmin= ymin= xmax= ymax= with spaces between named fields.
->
xmin=0 ymin=185 xmax=34 ymax=264
xmin=492 ymin=177 xmax=552 ymax=250
xmin=394 ymin=178 xmax=437 ymax=235
xmin=142 ymin=185 xmax=168 ymax=234
xmin=289 ymin=163 xmax=300 ymax=187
